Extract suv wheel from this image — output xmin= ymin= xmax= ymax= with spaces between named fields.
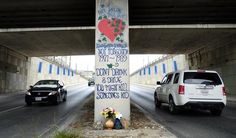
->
xmin=154 ymin=93 xmax=161 ymax=108
xmin=210 ymin=108 xmax=222 ymax=116
xmin=169 ymin=97 xmax=177 ymax=114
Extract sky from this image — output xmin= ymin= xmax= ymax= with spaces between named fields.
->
xmin=71 ymin=54 xmax=163 ymax=74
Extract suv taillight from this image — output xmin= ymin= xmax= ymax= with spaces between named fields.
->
xmin=222 ymin=86 xmax=227 ymax=96
xmin=178 ymin=85 xmax=185 ymax=95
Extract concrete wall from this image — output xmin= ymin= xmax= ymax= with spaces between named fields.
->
xmin=27 ymin=57 xmax=87 ymax=87
xmin=130 ymin=55 xmax=188 ymax=85
xmin=188 ymin=45 xmax=236 ymax=95
xmin=0 ymin=46 xmax=28 ymax=93
xmin=0 ymin=45 xmax=87 ymax=94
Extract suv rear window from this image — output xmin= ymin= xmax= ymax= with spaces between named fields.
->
xmin=183 ymin=72 xmax=222 ymax=85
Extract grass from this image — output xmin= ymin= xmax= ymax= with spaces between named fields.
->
xmin=54 ymin=131 xmax=79 ymax=138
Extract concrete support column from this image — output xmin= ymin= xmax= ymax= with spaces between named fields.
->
xmin=95 ymin=0 xmax=130 ymax=122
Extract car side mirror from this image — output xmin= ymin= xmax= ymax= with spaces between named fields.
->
xmin=29 ymin=85 xmax=33 ymax=89
xmin=59 ymin=85 xmax=63 ymax=88
xmin=156 ymin=81 xmax=161 ymax=85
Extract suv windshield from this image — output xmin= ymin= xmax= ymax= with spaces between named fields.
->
xmin=183 ymin=72 xmax=222 ymax=85
xmin=35 ymin=80 xmax=58 ymax=85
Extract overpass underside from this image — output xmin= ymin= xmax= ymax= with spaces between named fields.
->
xmin=0 ymin=27 xmax=236 ymax=56
xmin=1 ymin=0 xmax=236 ymax=28
xmin=0 ymin=0 xmax=236 ymax=56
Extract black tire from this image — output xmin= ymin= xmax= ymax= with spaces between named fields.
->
xmin=154 ymin=93 xmax=161 ymax=108
xmin=63 ymin=94 xmax=67 ymax=102
xmin=169 ymin=97 xmax=177 ymax=114
xmin=53 ymin=95 xmax=59 ymax=105
xmin=88 ymin=83 xmax=90 ymax=86
xmin=210 ymin=108 xmax=222 ymax=116
xmin=26 ymin=101 xmax=32 ymax=106
xmin=53 ymin=100 xmax=58 ymax=105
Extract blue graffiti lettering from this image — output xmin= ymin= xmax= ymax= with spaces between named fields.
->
xmin=96 ymin=84 xmax=104 ymax=91
xmin=99 ymin=55 xmax=109 ymax=62
xmin=96 ymin=68 xmax=110 ymax=76
xmin=96 ymin=92 xmax=120 ymax=99
xmin=108 ymin=7 xmax=125 ymax=19
xmin=116 ymin=55 xmax=127 ymax=62
xmin=121 ymin=92 xmax=129 ymax=99
xmin=108 ymin=48 xmax=128 ymax=55
xmin=105 ymin=84 xmax=118 ymax=91
xmin=112 ymin=69 xmax=127 ymax=76
xmin=107 ymin=76 xmax=122 ymax=83
xmin=98 ymin=49 xmax=106 ymax=55
xmin=96 ymin=43 xmax=127 ymax=48
xmin=118 ymin=83 xmax=128 ymax=91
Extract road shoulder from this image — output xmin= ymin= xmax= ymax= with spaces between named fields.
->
xmin=54 ymin=95 xmax=176 ymax=138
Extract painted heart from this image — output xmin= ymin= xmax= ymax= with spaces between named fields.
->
xmin=98 ymin=18 xmax=126 ymax=43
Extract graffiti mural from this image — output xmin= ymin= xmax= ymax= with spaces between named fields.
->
xmin=98 ymin=18 xmax=126 ymax=43
xmin=95 ymin=0 xmax=130 ymax=121
xmin=96 ymin=1 xmax=129 ymax=99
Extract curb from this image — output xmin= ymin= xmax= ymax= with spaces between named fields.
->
xmin=131 ymin=101 xmax=176 ymax=138
xmin=0 ymin=90 xmax=26 ymax=100
xmin=38 ymin=91 xmax=94 ymax=138
xmin=131 ymin=101 xmax=159 ymax=125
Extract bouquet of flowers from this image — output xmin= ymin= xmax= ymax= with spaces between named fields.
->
xmin=101 ymin=107 xmax=117 ymax=118
xmin=101 ymin=107 xmax=124 ymax=129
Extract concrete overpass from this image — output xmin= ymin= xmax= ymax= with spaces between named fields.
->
xmin=0 ymin=0 xmax=235 ymax=94
xmin=0 ymin=0 xmax=236 ymax=56
xmin=1 ymin=0 xmax=236 ymax=28
xmin=0 ymin=26 xmax=236 ymax=56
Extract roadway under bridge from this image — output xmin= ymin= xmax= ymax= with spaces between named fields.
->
xmin=0 ymin=0 xmax=236 ymax=94
xmin=0 ymin=1 xmax=236 ymax=137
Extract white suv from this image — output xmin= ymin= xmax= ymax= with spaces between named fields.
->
xmin=154 ymin=70 xmax=226 ymax=116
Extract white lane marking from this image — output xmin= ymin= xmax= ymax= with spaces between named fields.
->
xmin=0 ymin=105 xmax=25 ymax=114
xmin=38 ymin=125 xmax=58 ymax=138
xmin=38 ymin=88 xmax=94 ymax=138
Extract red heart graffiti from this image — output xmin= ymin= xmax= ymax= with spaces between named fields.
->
xmin=98 ymin=18 xmax=126 ymax=43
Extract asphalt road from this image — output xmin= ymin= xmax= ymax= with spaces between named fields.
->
xmin=130 ymin=85 xmax=236 ymax=138
xmin=0 ymin=84 xmax=94 ymax=138
xmin=1 ymin=84 xmax=235 ymax=138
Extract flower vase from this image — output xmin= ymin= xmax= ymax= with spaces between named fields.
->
xmin=104 ymin=118 xmax=114 ymax=130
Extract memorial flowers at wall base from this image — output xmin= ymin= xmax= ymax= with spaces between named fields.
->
xmin=101 ymin=107 xmax=124 ymax=129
